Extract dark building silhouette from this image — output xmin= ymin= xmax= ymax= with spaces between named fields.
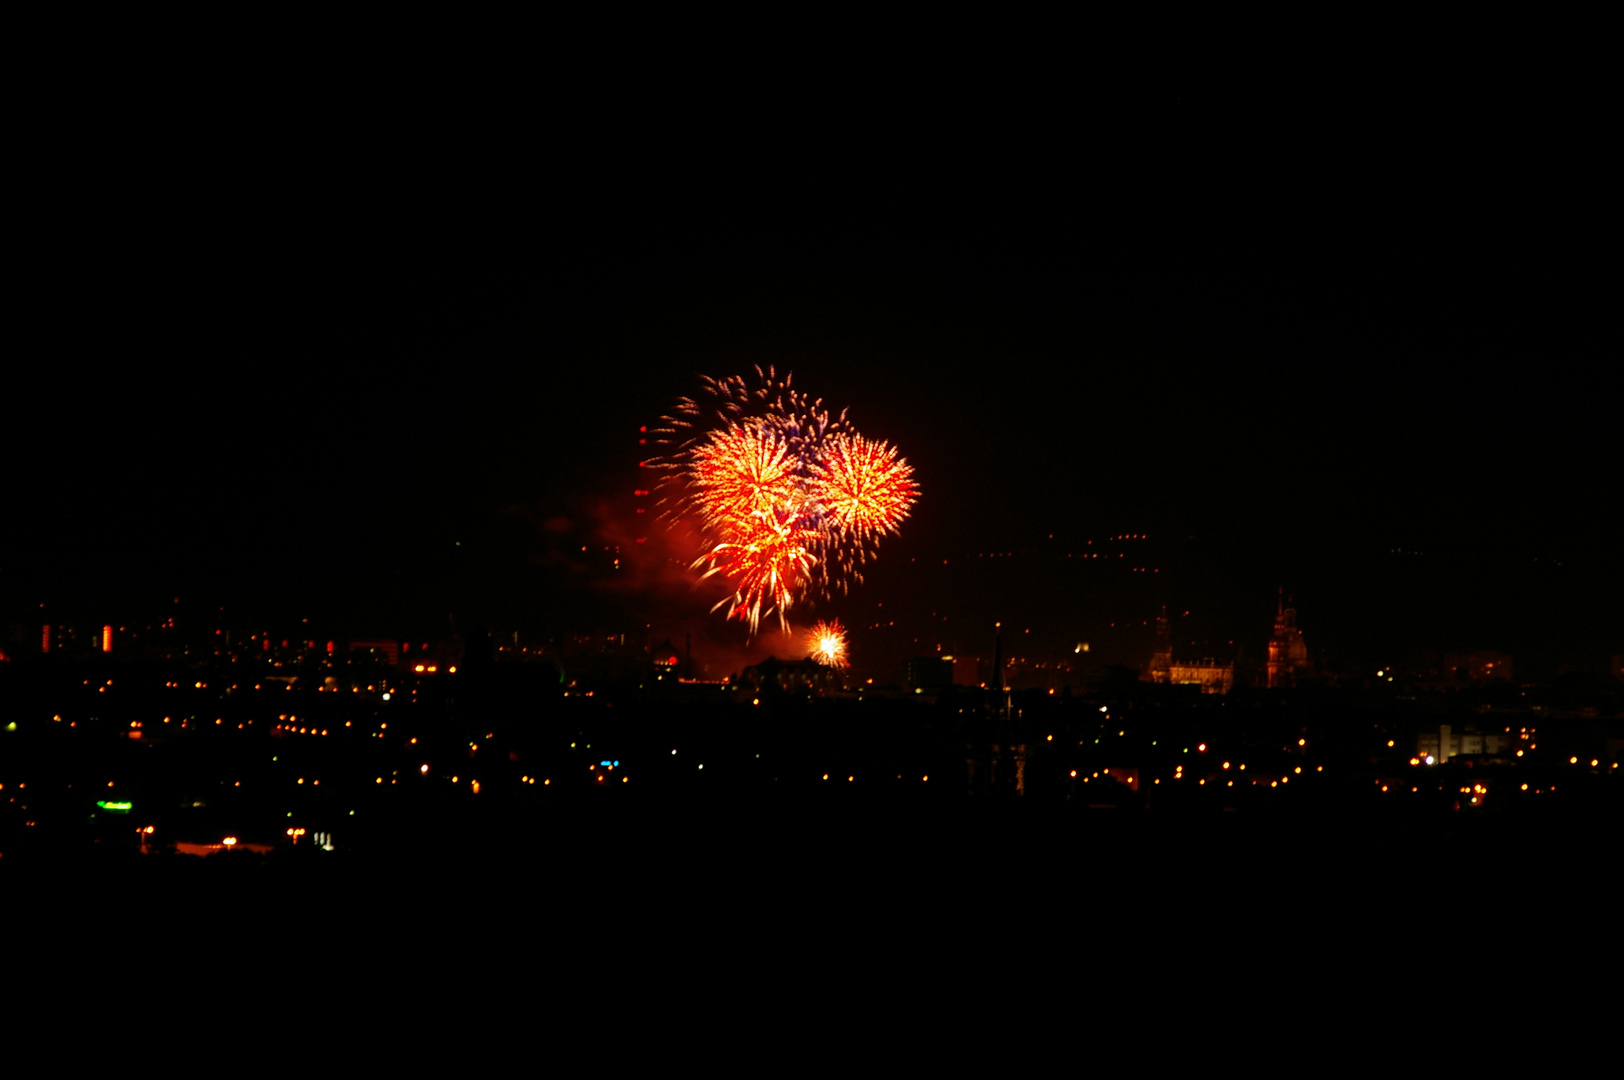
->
xmin=907 ymin=656 xmax=953 ymax=693
xmin=738 ymin=655 xmax=838 ymax=697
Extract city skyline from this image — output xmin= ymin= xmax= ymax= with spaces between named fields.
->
xmin=9 ymin=79 xmax=1616 ymax=680
xmin=3 ymin=63 xmax=1618 ymax=883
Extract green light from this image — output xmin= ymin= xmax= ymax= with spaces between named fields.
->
xmin=97 ymin=800 xmax=133 ymax=811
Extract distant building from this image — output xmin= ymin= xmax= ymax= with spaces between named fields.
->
xmin=966 ymin=742 xmax=1026 ymax=796
xmin=907 ymin=656 xmax=953 ymax=693
xmin=738 ymin=655 xmax=839 ymax=697
xmin=1444 ymin=652 xmax=1513 ymax=684
xmin=651 ymin=638 xmax=683 ymax=681
xmin=1266 ymin=590 xmax=1312 ymax=688
xmin=1148 ymin=606 xmax=1172 ymax=684
xmin=1147 ymin=605 xmax=1233 ymax=693
xmin=349 ymin=640 xmax=399 ymax=666
xmin=1169 ymin=659 xmax=1234 ymax=695
xmin=1416 ymin=723 xmax=1510 ymax=763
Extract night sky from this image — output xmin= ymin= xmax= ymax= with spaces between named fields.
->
xmin=11 ymin=69 xmax=1617 ymax=680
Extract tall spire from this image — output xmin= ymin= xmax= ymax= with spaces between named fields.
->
xmin=992 ymin=622 xmax=1004 ymax=692
xmin=1149 ymin=605 xmax=1172 ymax=683
xmin=1267 ymin=586 xmax=1310 ymax=688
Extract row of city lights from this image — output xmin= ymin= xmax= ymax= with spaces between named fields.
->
xmin=1376 ymin=781 xmax=1567 ymax=795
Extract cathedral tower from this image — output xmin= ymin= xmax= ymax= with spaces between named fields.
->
xmin=1266 ymin=588 xmax=1311 ymax=688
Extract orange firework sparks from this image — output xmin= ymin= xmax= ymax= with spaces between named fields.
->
xmin=693 ymin=505 xmax=817 ymax=634
xmin=654 ymin=368 xmax=918 ymax=635
xmin=688 ymin=422 xmax=798 ymax=531
xmin=807 ymin=620 xmax=849 ymax=668
xmin=811 ymin=433 xmax=918 ymax=550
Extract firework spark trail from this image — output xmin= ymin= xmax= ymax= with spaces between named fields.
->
xmin=806 ymin=619 xmax=849 ymax=668
xmin=693 ymin=504 xmax=817 ymax=633
xmin=654 ymin=368 xmax=917 ymax=635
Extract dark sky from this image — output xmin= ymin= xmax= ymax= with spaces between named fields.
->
xmin=9 ymin=66 xmax=1617 ymax=675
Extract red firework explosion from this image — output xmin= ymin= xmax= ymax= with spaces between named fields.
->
xmin=654 ymin=368 xmax=918 ymax=635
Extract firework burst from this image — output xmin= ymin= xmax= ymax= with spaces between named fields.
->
xmin=806 ymin=619 xmax=849 ymax=668
xmin=688 ymin=421 xmax=799 ymax=527
xmin=653 ymin=367 xmax=918 ymax=635
xmin=692 ymin=501 xmax=818 ymax=633
xmin=809 ymin=433 xmax=918 ymax=577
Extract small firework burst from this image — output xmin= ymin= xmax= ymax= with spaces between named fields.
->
xmin=807 ymin=620 xmax=849 ymax=668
